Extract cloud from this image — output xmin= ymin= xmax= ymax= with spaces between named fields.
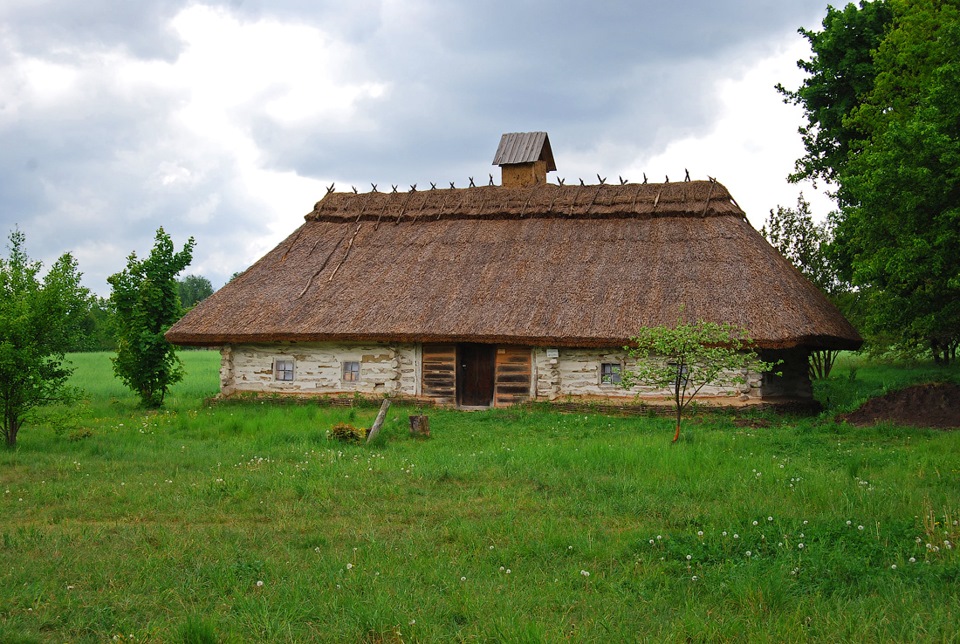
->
xmin=0 ymin=0 xmax=833 ymax=295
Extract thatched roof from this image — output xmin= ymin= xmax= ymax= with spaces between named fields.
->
xmin=166 ymin=180 xmax=862 ymax=350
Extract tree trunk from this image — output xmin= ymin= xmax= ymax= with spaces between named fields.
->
xmin=4 ymin=417 xmax=18 ymax=448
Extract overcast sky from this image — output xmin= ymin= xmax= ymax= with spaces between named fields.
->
xmin=1 ymin=0 xmax=835 ymax=295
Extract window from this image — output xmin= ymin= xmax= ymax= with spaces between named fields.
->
xmin=275 ymin=359 xmax=294 ymax=381
xmin=600 ymin=362 xmax=621 ymax=385
xmin=342 ymin=361 xmax=360 ymax=383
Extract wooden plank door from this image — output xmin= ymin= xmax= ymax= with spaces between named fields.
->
xmin=494 ymin=346 xmax=532 ymax=407
xmin=457 ymin=343 xmax=496 ymax=407
xmin=421 ymin=344 xmax=456 ymax=405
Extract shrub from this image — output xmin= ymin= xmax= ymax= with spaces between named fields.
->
xmin=329 ymin=422 xmax=367 ymax=444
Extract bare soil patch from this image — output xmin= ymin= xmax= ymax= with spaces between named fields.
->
xmin=839 ymin=382 xmax=960 ymax=429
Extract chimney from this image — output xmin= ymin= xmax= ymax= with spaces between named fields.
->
xmin=492 ymin=131 xmax=557 ymax=188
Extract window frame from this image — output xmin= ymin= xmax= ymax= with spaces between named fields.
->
xmin=600 ymin=362 xmax=622 ymax=386
xmin=342 ymin=360 xmax=361 ymax=384
xmin=274 ymin=358 xmax=295 ymax=382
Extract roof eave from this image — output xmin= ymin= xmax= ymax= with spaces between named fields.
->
xmin=166 ymin=331 xmax=863 ymax=351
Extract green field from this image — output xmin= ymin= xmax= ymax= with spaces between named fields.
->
xmin=2 ymin=352 xmax=959 ymax=642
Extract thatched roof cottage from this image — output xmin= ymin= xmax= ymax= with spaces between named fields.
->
xmin=166 ymin=132 xmax=861 ymax=407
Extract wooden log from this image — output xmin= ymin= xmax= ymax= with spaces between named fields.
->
xmin=366 ymin=399 xmax=391 ymax=444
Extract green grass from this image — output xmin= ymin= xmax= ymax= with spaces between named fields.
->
xmin=1 ymin=351 xmax=959 ymax=642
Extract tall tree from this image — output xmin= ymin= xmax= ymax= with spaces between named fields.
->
xmin=0 ymin=229 xmax=89 ymax=447
xmin=70 ymin=295 xmax=116 ymax=352
xmin=109 ymin=228 xmax=195 ymax=407
xmin=782 ymin=0 xmax=960 ymax=363
xmin=761 ymin=194 xmax=839 ymax=295
xmin=835 ymin=0 xmax=960 ymax=363
xmin=762 ymin=195 xmax=849 ymax=378
xmin=177 ymin=274 xmax=214 ymax=310
xmin=776 ymin=0 xmax=893 ymax=185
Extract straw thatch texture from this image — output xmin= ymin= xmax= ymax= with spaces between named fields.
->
xmin=166 ymin=181 xmax=861 ymax=350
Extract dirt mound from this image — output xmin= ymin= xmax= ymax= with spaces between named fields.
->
xmin=839 ymin=383 xmax=960 ymax=429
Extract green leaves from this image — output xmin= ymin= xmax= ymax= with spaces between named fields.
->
xmin=109 ymin=228 xmax=195 ymax=408
xmin=784 ymin=0 xmax=960 ymax=363
xmin=0 ymin=229 xmax=90 ymax=447
xmin=621 ymin=318 xmax=777 ymax=442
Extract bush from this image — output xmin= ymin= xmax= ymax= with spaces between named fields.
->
xmin=329 ymin=422 xmax=367 ymax=444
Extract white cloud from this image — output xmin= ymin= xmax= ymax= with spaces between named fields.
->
xmin=621 ymin=38 xmax=836 ymax=227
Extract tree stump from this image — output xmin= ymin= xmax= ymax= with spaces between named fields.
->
xmin=409 ymin=415 xmax=430 ymax=438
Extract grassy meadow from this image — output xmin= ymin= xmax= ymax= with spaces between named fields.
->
xmin=1 ymin=352 xmax=959 ymax=642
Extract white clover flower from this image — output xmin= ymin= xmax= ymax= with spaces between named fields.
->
xmin=506 ymin=569 xmax=511 ymax=574
xmin=846 ymin=520 xmax=852 ymax=526
xmin=768 ymin=517 xmax=773 ymax=522
xmin=409 ymin=619 xmax=416 ymax=626
xmin=580 ymin=570 xmax=590 ymax=577
xmin=346 ymin=563 xmax=353 ymax=570
xmin=500 ymin=566 xmax=505 ymax=571
xmin=909 ymin=557 xmax=916 ymax=563
xmin=256 ymin=580 xmax=264 ymax=587
xmin=691 ymin=575 xmax=698 ymax=581
xmin=686 ymin=554 xmax=692 ymax=560
xmin=697 ymin=531 xmax=703 ymax=537
xmin=746 ymin=551 xmax=752 ymax=557
xmin=649 ymin=539 xmax=655 ymax=545
xmin=460 ymin=576 xmax=466 ymax=582
xmin=753 ymin=521 xmax=758 ymax=526
xmin=891 ymin=564 xmax=897 ymax=569
xmin=858 ymin=525 xmax=864 ymax=531
xmin=733 ymin=534 xmax=739 ymax=539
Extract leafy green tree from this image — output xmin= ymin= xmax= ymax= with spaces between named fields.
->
xmin=834 ymin=0 xmax=960 ymax=364
xmin=69 ymin=295 xmax=116 ymax=352
xmin=776 ymin=0 xmax=893 ymax=185
xmin=782 ymin=0 xmax=959 ymax=363
xmin=621 ymin=319 xmax=777 ymax=442
xmin=761 ymin=194 xmax=840 ymax=295
xmin=761 ymin=195 xmax=850 ymax=378
xmin=109 ymin=228 xmax=195 ymax=407
xmin=177 ymin=274 xmax=214 ymax=310
xmin=0 ymin=229 xmax=89 ymax=447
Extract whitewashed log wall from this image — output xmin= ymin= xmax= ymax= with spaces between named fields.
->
xmin=219 ymin=343 xmax=763 ymax=402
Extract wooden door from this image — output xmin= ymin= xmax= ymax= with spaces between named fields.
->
xmin=421 ymin=344 xmax=457 ymax=405
xmin=457 ymin=343 xmax=496 ymax=407
xmin=494 ymin=346 xmax=532 ymax=407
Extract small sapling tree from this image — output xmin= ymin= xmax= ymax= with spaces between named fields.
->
xmin=621 ymin=319 xmax=777 ymax=442
xmin=109 ymin=228 xmax=195 ymax=407
xmin=0 ymin=229 xmax=89 ymax=447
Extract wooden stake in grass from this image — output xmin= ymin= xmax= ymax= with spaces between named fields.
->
xmin=366 ymin=399 xmax=391 ymax=444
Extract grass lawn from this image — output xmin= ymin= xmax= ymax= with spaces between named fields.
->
xmin=1 ymin=352 xmax=959 ymax=642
